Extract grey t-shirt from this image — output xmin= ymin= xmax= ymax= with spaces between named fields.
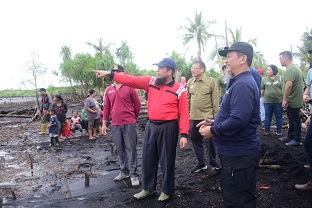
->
xmin=85 ymin=97 xmax=100 ymax=120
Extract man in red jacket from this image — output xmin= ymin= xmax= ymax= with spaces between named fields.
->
xmin=102 ymin=65 xmax=141 ymax=187
xmin=93 ymin=58 xmax=189 ymax=202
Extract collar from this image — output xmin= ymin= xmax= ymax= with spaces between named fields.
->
xmin=190 ymin=76 xmax=208 ymax=83
xmin=167 ymin=79 xmax=175 ymax=87
xmin=228 ymin=71 xmax=251 ymax=88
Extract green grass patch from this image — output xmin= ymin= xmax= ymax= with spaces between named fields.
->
xmin=0 ymin=86 xmax=80 ymax=98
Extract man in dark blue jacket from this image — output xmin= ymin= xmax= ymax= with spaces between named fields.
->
xmin=197 ymin=42 xmax=261 ymax=208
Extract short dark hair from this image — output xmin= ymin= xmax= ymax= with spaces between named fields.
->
xmin=166 ymin=66 xmax=175 ymax=76
xmin=269 ymin=64 xmax=278 ymax=75
xmin=88 ymin=89 xmax=96 ymax=95
xmin=279 ymin=51 xmax=293 ymax=61
xmin=39 ymin=88 xmax=46 ymax=92
xmin=50 ymin=108 xmax=56 ymax=114
xmin=54 ymin=94 xmax=63 ymax=102
xmin=193 ymin=61 xmax=206 ymax=72
xmin=236 ymin=51 xmax=252 ymax=67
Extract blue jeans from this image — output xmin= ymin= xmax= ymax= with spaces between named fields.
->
xmin=304 ymin=120 xmax=312 ymax=178
xmin=260 ymin=97 xmax=265 ymax=121
xmin=264 ymin=103 xmax=283 ymax=133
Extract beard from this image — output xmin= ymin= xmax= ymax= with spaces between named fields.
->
xmin=224 ymin=71 xmax=233 ymax=83
xmin=155 ymin=77 xmax=168 ymax=86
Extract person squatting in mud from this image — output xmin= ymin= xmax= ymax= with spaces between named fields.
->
xmin=93 ymin=57 xmax=189 ymax=202
xmin=197 ymin=42 xmax=261 ymax=208
xmin=70 ymin=110 xmax=83 ymax=137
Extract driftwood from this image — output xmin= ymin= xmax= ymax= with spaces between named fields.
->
xmin=85 ymin=172 xmax=90 ymax=187
xmin=258 ymin=164 xmax=281 ymax=170
xmin=258 ymin=150 xmax=281 ymax=169
xmin=0 ymin=114 xmax=32 ymax=118
xmin=300 ymin=108 xmax=308 ymax=120
xmin=30 ymin=110 xmax=40 ymax=122
xmin=201 ymin=170 xmax=220 ymax=179
xmin=260 ymin=151 xmax=269 ymax=164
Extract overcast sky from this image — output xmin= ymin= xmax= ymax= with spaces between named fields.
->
xmin=0 ymin=0 xmax=311 ymax=90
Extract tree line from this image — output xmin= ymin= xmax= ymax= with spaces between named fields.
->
xmin=24 ymin=11 xmax=312 ymax=99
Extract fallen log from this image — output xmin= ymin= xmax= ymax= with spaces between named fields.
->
xmin=201 ymin=170 xmax=220 ymax=179
xmin=258 ymin=164 xmax=281 ymax=170
xmin=260 ymin=151 xmax=268 ymax=164
xmin=0 ymin=114 xmax=32 ymax=118
xmin=259 ymin=159 xmax=276 ymax=165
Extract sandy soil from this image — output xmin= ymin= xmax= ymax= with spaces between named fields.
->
xmin=1 ymin=99 xmax=312 ymax=208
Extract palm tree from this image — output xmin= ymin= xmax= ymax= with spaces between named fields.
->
xmin=209 ymin=26 xmax=267 ymax=69
xmin=167 ymin=50 xmax=191 ymax=81
xmin=180 ymin=11 xmax=216 ymax=61
xmin=86 ymin=37 xmax=112 ymax=57
xmin=60 ymin=45 xmax=71 ymax=62
xmin=293 ymin=27 xmax=312 ymax=71
xmin=59 ymin=46 xmax=75 ymax=93
xmin=115 ymin=40 xmax=133 ymax=66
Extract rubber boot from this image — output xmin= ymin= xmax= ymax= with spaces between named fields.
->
xmin=54 ymin=137 xmax=60 ymax=145
xmin=49 ymin=137 xmax=54 ymax=146
xmin=38 ymin=123 xmax=47 ymax=135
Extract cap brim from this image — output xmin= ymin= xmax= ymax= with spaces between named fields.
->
xmin=153 ymin=63 xmax=165 ymax=67
xmin=218 ymin=49 xmax=229 ymax=57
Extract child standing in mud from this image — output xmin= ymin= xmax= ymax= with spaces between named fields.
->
xmin=47 ymin=108 xmax=59 ymax=146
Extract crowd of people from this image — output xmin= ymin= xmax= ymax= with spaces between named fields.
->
xmin=38 ymin=41 xmax=312 ymax=207
xmin=38 ymin=88 xmax=102 ymax=145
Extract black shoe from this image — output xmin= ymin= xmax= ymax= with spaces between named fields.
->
xmin=191 ymin=164 xmax=207 ymax=173
xmin=210 ymin=160 xmax=222 ymax=170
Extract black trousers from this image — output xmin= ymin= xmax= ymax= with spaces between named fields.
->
xmin=220 ymin=152 xmax=260 ymax=208
xmin=286 ymin=106 xmax=302 ymax=142
xmin=141 ymin=120 xmax=179 ymax=195
xmin=190 ymin=120 xmax=218 ymax=166
xmin=81 ymin=120 xmax=88 ymax=130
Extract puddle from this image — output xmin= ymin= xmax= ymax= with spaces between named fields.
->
xmin=0 ymin=150 xmax=9 ymax=156
xmin=7 ymin=125 xmax=20 ymax=128
xmin=0 ymin=151 xmax=14 ymax=160
xmin=7 ymin=164 xmax=19 ymax=168
xmin=0 ymin=120 xmax=13 ymax=125
xmin=0 ymin=182 xmax=17 ymax=186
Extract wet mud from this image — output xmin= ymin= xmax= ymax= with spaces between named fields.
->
xmin=1 ymin=100 xmax=312 ymax=207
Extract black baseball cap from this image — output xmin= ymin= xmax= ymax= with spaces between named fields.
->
xmin=112 ymin=65 xmax=125 ymax=72
xmin=218 ymin=42 xmax=254 ymax=61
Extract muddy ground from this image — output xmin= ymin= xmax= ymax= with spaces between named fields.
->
xmin=1 ymin=98 xmax=312 ymax=208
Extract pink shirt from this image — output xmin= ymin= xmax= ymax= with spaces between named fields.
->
xmin=71 ymin=116 xmax=81 ymax=126
xmin=103 ymin=84 xmax=141 ymax=126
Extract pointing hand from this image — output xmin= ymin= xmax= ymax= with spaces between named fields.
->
xmin=92 ymin=70 xmax=110 ymax=78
